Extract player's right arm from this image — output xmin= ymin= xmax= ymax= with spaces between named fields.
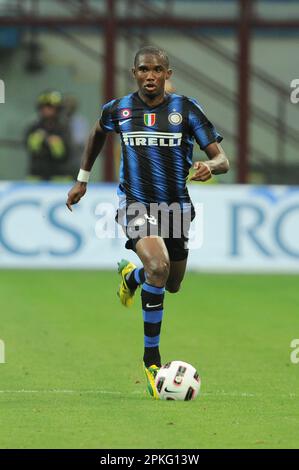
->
xmin=66 ymin=120 xmax=107 ymax=211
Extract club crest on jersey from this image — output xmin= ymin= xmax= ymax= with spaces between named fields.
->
xmin=168 ymin=112 xmax=182 ymax=125
xmin=144 ymin=113 xmax=156 ymax=126
xmin=120 ymin=108 xmax=132 ymax=119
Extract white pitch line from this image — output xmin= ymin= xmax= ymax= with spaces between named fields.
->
xmin=0 ymin=390 xmax=297 ymax=398
xmin=203 ymin=391 xmax=298 ymax=398
xmin=0 ymin=389 xmax=141 ymax=395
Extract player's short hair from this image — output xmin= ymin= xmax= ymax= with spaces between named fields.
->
xmin=134 ymin=46 xmax=169 ymax=69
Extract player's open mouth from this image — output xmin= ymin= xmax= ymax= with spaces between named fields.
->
xmin=144 ymin=84 xmax=157 ymax=91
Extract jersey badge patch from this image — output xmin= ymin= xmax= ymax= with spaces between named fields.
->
xmin=168 ymin=112 xmax=182 ymax=125
xmin=144 ymin=113 xmax=156 ymax=126
xmin=120 ymin=108 xmax=132 ymax=119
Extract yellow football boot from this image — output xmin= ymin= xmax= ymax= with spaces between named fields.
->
xmin=117 ymin=259 xmax=137 ymax=307
xmin=144 ymin=364 xmax=160 ymax=399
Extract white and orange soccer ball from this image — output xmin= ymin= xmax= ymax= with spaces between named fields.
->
xmin=155 ymin=360 xmax=201 ymax=401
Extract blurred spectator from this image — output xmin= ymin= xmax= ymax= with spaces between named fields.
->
xmin=63 ymin=94 xmax=89 ymax=171
xmin=25 ymin=90 xmax=71 ymax=180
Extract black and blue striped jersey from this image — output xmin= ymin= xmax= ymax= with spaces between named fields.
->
xmin=99 ymin=92 xmax=222 ymax=205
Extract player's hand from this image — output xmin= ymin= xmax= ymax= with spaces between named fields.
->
xmin=189 ymin=161 xmax=212 ymax=182
xmin=66 ymin=182 xmax=87 ymax=211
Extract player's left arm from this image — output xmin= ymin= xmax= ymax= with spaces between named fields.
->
xmin=190 ymin=142 xmax=229 ymax=182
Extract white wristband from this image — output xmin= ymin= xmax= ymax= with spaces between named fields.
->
xmin=77 ymin=169 xmax=90 ymax=183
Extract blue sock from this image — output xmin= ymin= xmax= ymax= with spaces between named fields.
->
xmin=141 ymin=282 xmax=165 ymax=368
xmin=126 ymin=267 xmax=145 ymax=290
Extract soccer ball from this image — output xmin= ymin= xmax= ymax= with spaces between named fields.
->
xmin=155 ymin=360 xmax=201 ymax=401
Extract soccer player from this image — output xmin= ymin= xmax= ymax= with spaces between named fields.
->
xmin=66 ymin=46 xmax=229 ymax=398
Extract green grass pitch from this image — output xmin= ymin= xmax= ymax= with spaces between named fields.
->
xmin=0 ymin=270 xmax=299 ymax=449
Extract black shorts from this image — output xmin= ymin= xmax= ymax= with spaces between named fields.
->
xmin=115 ymin=201 xmax=195 ymax=262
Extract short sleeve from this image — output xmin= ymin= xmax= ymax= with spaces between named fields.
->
xmin=188 ymin=98 xmax=223 ymax=150
xmin=99 ymin=100 xmax=116 ymax=133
